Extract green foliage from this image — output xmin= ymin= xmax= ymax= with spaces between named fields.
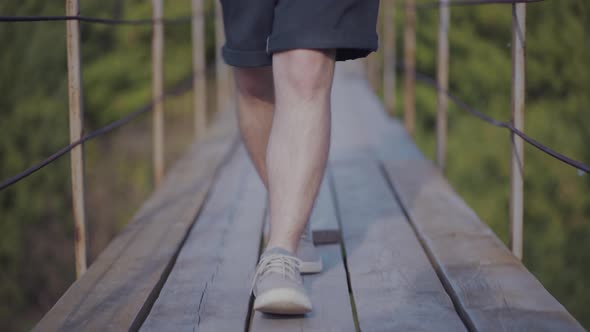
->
xmin=402 ymin=1 xmax=590 ymax=328
xmin=0 ymin=1 xmax=216 ymax=330
xmin=1 ymin=0 xmax=588 ymax=331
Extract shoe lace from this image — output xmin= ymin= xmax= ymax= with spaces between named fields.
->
xmin=251 ymin=254 xmax=301 ymax=295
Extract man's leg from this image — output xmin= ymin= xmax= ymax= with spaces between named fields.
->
xmin=265 ymin=49 xmax=336 ymax=253
xmin=235 ymin=61 xmax=325 ymax=274
xmin=234 ymin=67 xmax=274 ymax=187
xmin=250 ymin=49 xmax=335 ymax=314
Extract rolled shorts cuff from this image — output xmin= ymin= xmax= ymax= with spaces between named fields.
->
xmin=222 ymin=46 xmax=272 ymax=67
xmin=267 ymin=28 xmax=379 ymax=61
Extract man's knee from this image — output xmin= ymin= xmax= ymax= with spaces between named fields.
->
xmin=234 ymin=67 xmax=274 ymax=102
xmin=273 ymin=49 xmax=336 ymax=99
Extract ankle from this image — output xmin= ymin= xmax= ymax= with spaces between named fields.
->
xmin=265 ymin=243 xmax=296 ymax=255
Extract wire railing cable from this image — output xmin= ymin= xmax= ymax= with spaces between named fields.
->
xmin=0 ymin=74 xmax=194 ymax=192
xmin=0 ymin=15 xmax=192 ymax=25
xmin=413 ymin=71 xmax=590 ymax=173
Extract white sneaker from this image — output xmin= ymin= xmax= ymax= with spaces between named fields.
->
xmin=264 ymin=217 xmax=323 ymax=274
xmin=252 ymin=247 xmax=312 ymax=315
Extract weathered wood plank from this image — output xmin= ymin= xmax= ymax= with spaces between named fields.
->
xmin=383 ymin=159 xmax=585 ymax=332
xmin=251 ymin=245 xmax=355 ymax=332
xmin=330 ymin=61 xmax=423 ymax=165
xmin=331 ymin=160 xmax=467 ymax=332
xmin=141 ymin=146 xmax=266 ymax=331
xmin=34 ymin=110 xmax=239 ymax=332
xmin=310 ymin=174 xmax=341 ymax=245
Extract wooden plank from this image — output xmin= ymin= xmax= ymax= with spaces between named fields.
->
xmin=251 ymin=245 xmax=355 ymax=332
xmin=252 ymin=172 xmax=353 ymax=330
xmin=34 ymin=110 xmax=239 ymax=332
xmin=310 ymin=173 xmax=340 ymax=244
xmin=382 ymin=159 xmax=585 ymax=331
xmin=141 ymin=146 xmax=266 ymax=331
xmin=330 ymin=61 xmax=424 ymax=165
xmin=331 ymin=159 xmax=467 ymax=332
xmin=65 ymin=0 xmax=88 ymax=277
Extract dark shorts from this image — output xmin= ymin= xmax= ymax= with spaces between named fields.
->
xmin=219 ymin=0 xmax=380 ymax=67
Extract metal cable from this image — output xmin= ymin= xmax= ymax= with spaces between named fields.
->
xmin=413 ymin=71 xmax=590 ymax=173
xmin=0 ymin=15 xmax=192 ymax=25
xmin=0 ymin=74 xmax=194 ymax=192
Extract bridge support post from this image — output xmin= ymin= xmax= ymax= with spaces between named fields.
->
xmin=215 ymin=0 xmax=231 ymax=113
xmin=152 ymin=0 xmax=165 ymax=187
xmin=383 ymin=0 xmax=396 ymax=115
xmin=436 ymin=0 xmax=450 ymax=171
xmin=510 ymin=3 xmax=526 ymax=260
xmin=192 ymin=0 xmax=207 ymax=139
xmin=65 ymin=0 xmax=88 ymax=278
xmin=367 ymin=7 xmax=382 ymax=93
xmin=403 ymin=0 xmax=416 ymax=136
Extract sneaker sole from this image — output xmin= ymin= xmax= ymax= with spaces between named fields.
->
xmin=300 ymin=258 xmax=323 ymax=274
xmin=254 ymin=288 xmax=312 ymax=315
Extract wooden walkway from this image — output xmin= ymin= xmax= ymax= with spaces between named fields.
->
xmin=35 ymin=61 xmax=584 ymax=332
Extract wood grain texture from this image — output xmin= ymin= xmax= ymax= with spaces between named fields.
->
xmin=509 ymin=3 xmax=527 ymax=260
xmin=65 ymin=0 xmax=88 ymax=277
xmin=34 ymin=110 xmax=239 ymax=332
xmin=141 ymin=146 xmax=266 ymax=332
xmin=330 ymin=61 xmax=424 ymax=165
xmin=331 ymin=160 xmax=466 ymax=332
xmin=250 ymin=245 xmax=355 ymax=332
xmin=35 ymin=59 xmax=584 ymax=331
xmin=310 ymin=174 xmax=341 ymax=245
xmin=383 ymin=159 xmax=585 ymax=332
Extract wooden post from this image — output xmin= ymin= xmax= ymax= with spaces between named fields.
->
xmin=65 ymin=0 xmax=88 ymax=278
xmin=436 ymin=0 xmax=450 ymax=170
xmin=510 ymin=3 xmax=526 ymax=260
xmin=192 ymin=0 xmax=207 ymax=139
xmin=369 ymin=5 xmax=384 ymax=92
xmin=403 ymin=0 xmax=416 ymax=136
xmin=383 ymin=0 xmax=396 ymax=115
xmin=214 ymin=0 xmax=229 ymax=113
xmin=367 ymin=54 xmax=378 ymax=91
xmin=152 ymin=0 xmax=165 ymax=186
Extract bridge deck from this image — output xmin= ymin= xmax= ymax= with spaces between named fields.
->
xmin=34 ymin=61 xmax=583 ymax=332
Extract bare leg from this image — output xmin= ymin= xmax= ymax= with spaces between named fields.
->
xmin=234 ymin=63 xmax=322 ymax=268
xmin=266 ymin=49 xmax=336 ymax=253
xmin=234 ymin=67 xmax=274 ymax=187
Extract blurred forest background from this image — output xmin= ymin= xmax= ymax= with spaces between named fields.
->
xmin=0 ymin=0 xmax=588 ymax=331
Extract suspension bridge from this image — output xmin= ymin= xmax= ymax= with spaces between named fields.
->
xmin=1 ymin=0 xmax=587 ymax=331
